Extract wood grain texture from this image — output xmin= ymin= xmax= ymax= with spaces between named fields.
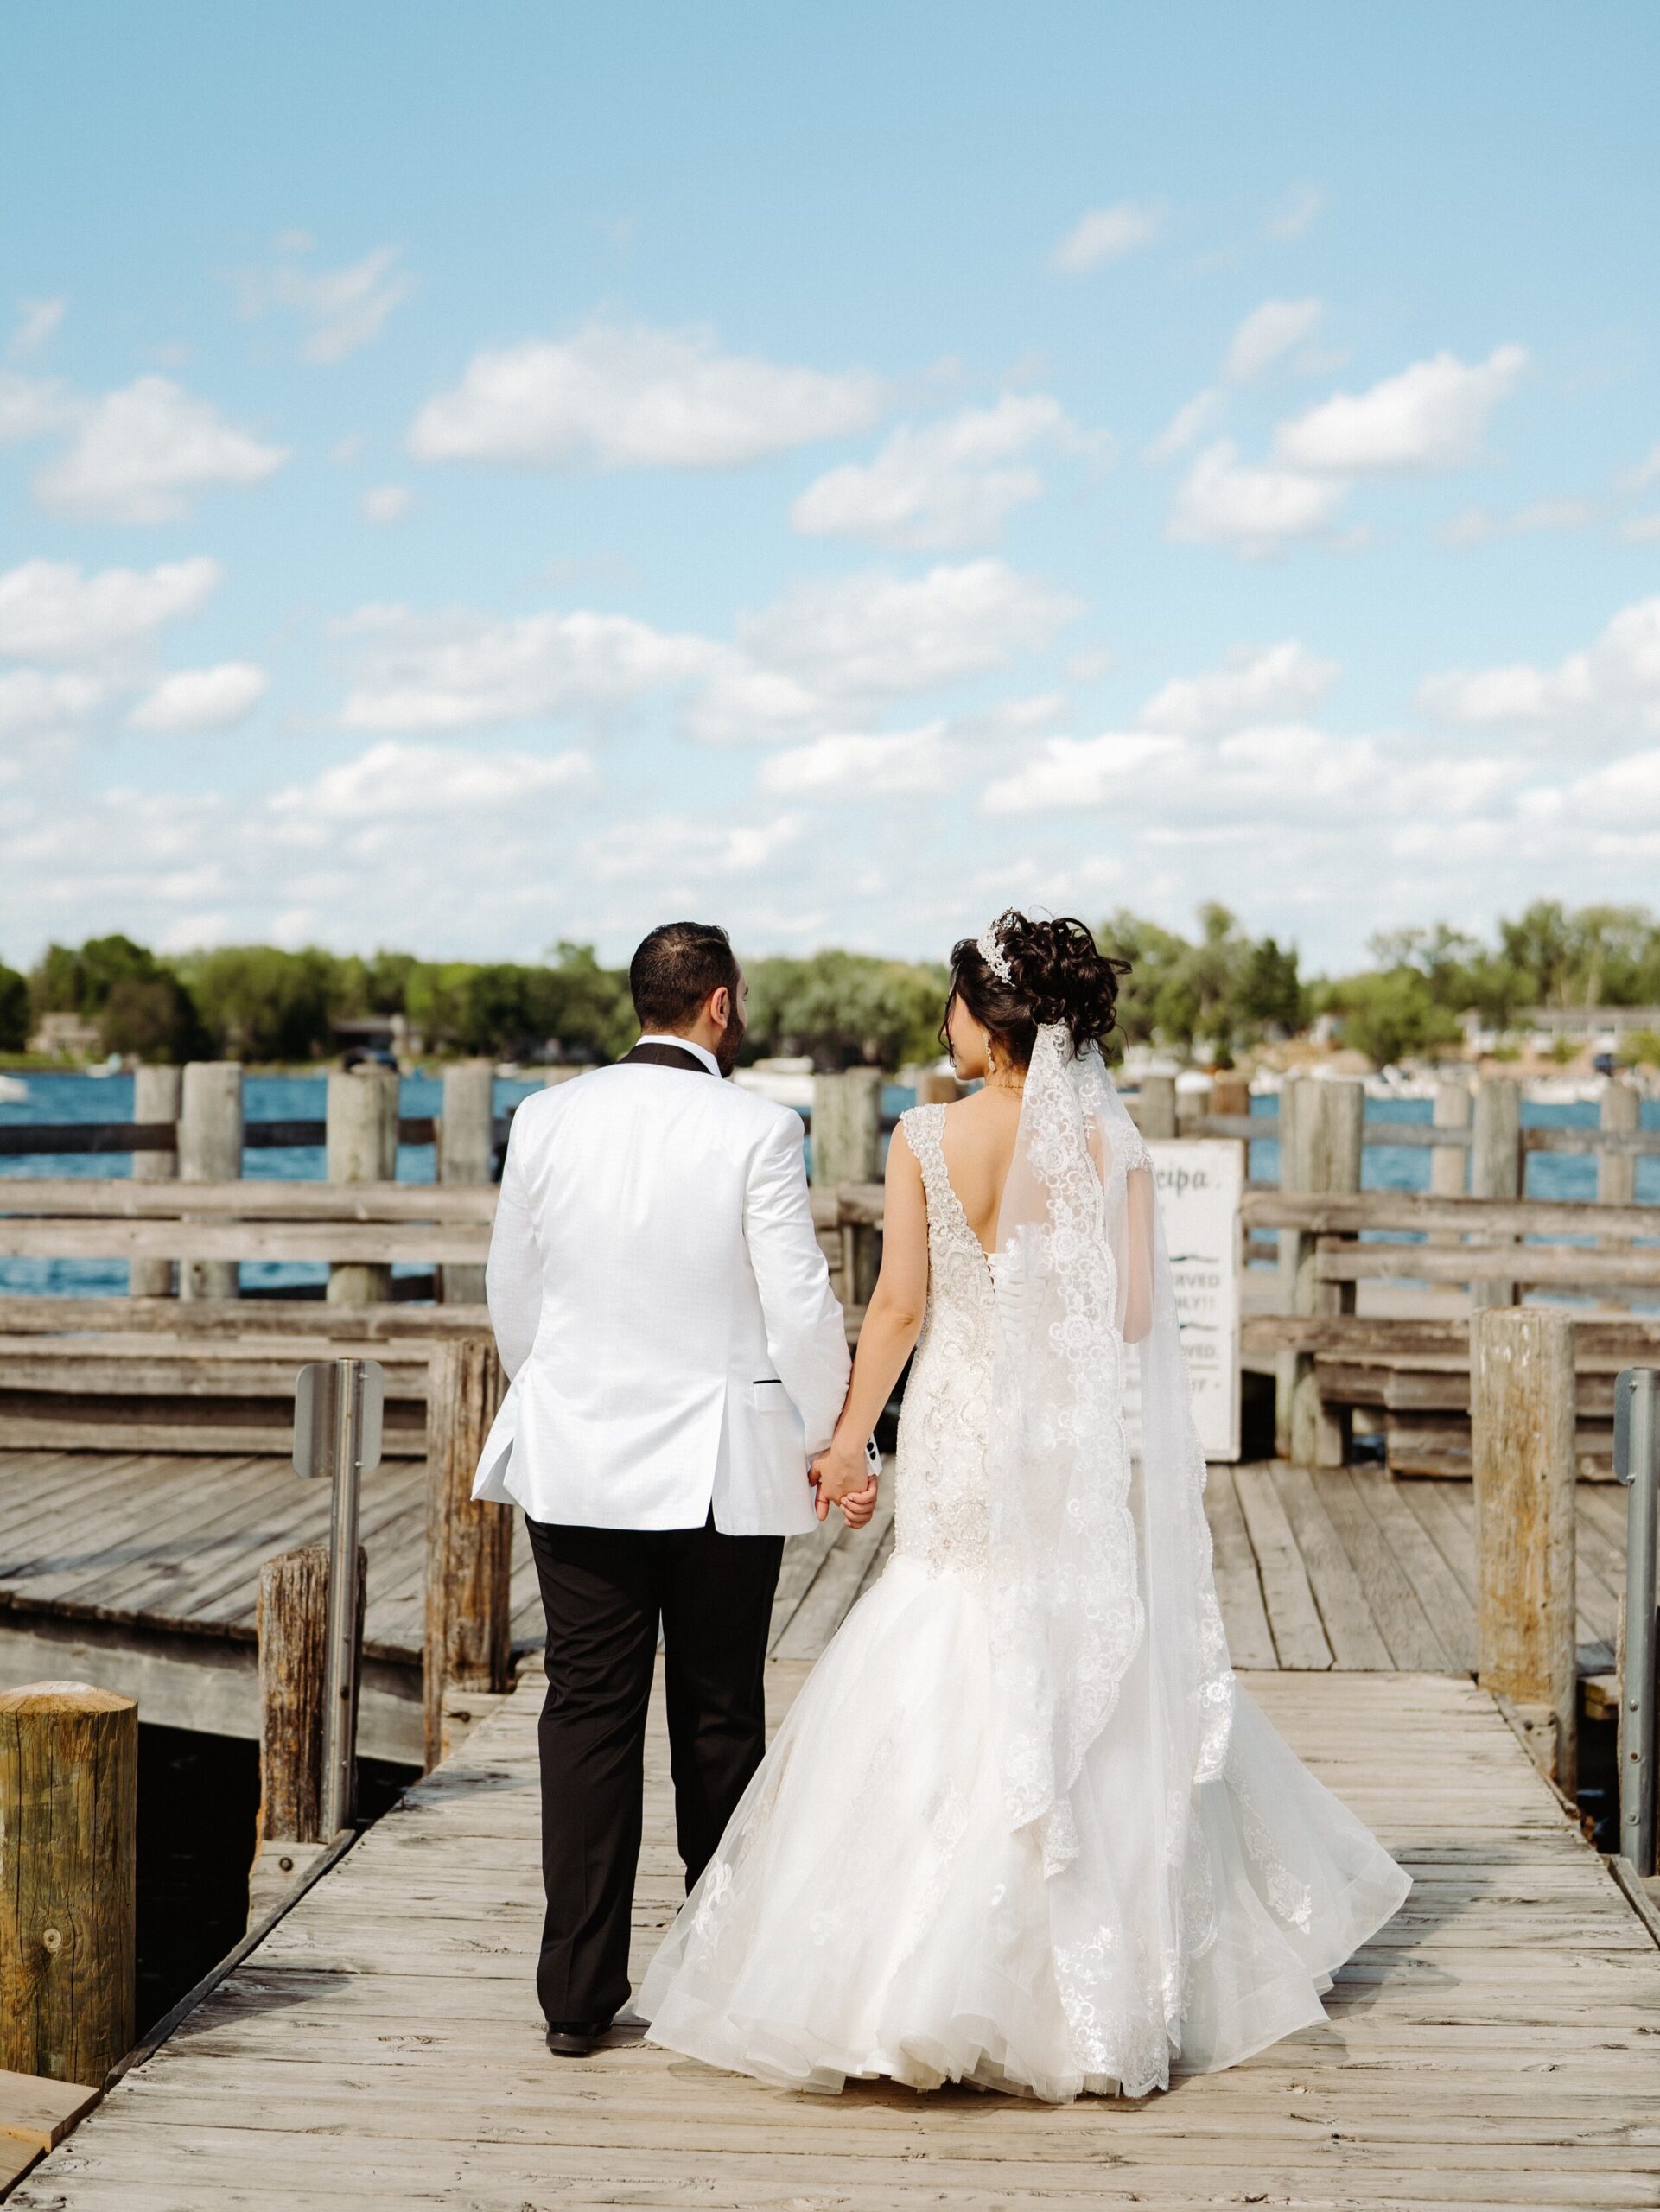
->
xmin=0 ymin=1682 xmax=135 ymax=2087
xmin=422 ymin=1340 xmax=512 ymax=1768
xmin=14 ymin=1664 xmax=1660 ymax=2211
xmin=1472 ymin=1309 xmax=1578 ymax=1792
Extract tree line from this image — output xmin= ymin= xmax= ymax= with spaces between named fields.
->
xmin=2 ymin=899 xmax=1658 ymax=1071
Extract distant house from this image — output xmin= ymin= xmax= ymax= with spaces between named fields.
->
xmin=27 ymin=1011 xmax=103 ymax=1059
xmin=330 ymin=1013 xmax=421 ymax=1067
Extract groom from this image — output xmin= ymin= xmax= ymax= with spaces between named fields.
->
xmin=473 ymin=921 xmax=873 ymax=2054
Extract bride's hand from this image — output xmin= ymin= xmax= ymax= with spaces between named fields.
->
xmin=837 ymin=1477 xmax=878 ymax=1529
xmin=809 ymin=1435 xmax=868 ymax=1513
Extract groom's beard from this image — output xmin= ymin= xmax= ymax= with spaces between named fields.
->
xmin=714 ymin=1007 xmax=746 ymax=1077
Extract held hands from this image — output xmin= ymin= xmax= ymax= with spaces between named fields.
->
xmin=809 ymin=1435 xmax=879 ymax=1528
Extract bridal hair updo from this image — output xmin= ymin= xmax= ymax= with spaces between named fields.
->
xmin=941 ymin=912 xmax=1129 ymax=1067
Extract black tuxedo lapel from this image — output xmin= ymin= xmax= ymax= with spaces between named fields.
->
xmin=622 ymin=1040 xmax=718 ymax=1077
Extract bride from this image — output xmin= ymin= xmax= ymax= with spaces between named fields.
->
xmin=638 ymin=911 xmax=1409 ymax=2101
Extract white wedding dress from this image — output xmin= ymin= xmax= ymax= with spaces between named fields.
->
xmin=639 ymin=1058 xmax=1409 ymax=2102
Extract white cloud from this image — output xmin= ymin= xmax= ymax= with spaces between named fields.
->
xmin=1625 ymin=443 xmax=1660 ymax=493
xmin=790 ymin=395 xmax=1068 ymax=550
xmin=35 ymin=377 xmax=289 ymax=522
xmin=1051 ymin=200 xmax=1164 ymax=273
xmin=1168 ymin=440 xmax=1345 ymax=553
xmin=1419 ymin=595 xmax=1660 ymax=735
xmin=243 ymin=243 xmax=411 ymax=362
xmin=758 ymin=723 xmax=952 ymax=800
xmin=1140 ymin=639 xmax=1339 ymax=735
xmin=0 ymin=556 xmax=221 ymax=662
xmin=683 ymin=559 xmax=1082 ymax=744
xmin=1144 ymin=390 xmax=1220 ymax=463
xmin=0 ymin=372 xmax=73 ymax=446
xmin=0 ymin=668 xmax=105 ymax=743
xmin=337 ymin=603 xmax=721 ymax=732
xmin=10 ymin=298 xmax=65 ymax=357
xmin=1624 ymin=512 xmax=1660 ymax=544
xmin=983 ymin=732 xmax=1185 ymax=812
xmin=271 ymin=738 xmax=595 ymax=823
xmin=130 ymin=663 xmax=270 ymax=734
xmin=1275 ymin=345 xmax=1527 ymax=475
xmin=410 ymin=321 xmax=885 ymax=470
xmin=578 ymin=810 xmax=803 ymax=883
xmin=361 ymin=484 xmax=413 ymax=524
xmin=1266 ymin=185 xmax=1324 ymax=239
xmin=1224 ymin=298 xmax=1324 ymax=382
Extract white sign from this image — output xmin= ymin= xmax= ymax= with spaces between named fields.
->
xmin=1123 ymin=1139 xmax=1243 ymax=1462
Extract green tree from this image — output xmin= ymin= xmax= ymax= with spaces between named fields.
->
xmin=744 ymin=951 xmax=949 ymax=1070
xmin=180 ymin=946 xmax=340 ymax=1061
xmin=99 ymin=974 xmax=201 ymax=1062
xmin=1325 ymin=969 xmax=1462 ymax=1070
xmin=0 ymin=963 xmax=29 ymax=1051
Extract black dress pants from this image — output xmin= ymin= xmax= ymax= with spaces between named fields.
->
xmin=525 ymin=1511 xmax=785 ymax=2029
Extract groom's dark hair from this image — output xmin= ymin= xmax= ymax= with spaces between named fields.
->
xmin=630 ymin=921 xmax=740 ymax=1030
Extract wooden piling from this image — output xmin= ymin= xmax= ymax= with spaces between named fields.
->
xmin=1277 ymin=1077 xmax=1364 ymax=1466
xmin=251 ymin=1540 xmax=366 ymax=1917
xmin=1600 ymin=1075 xmax=1639 ymax=1225
xmin=178 ymin=1062 xmax=243 ymax=1302
xmin=913 ymin=1071 xmax=961 ymax=1107
xmin=326 ymin=1069 xmax=399 ymax=1305
xmin=1471 ymin=1306 xmax=1576 ymax=1789
xmin=1470 ymin=1076 xmax=1521 ymax=1309
xmin=256 ymin=1545 xmax=331 ymax=1846
xmin=1135 ymin=1072 xmax=1178 ymax=1141
xmin=0 ymin=1682 xmax=136 ymax=2085
xmin=128 ymin=1065 xmax=181 ymax=1298
xmin=438 ymin=1061 xmax=493 ymax=1305
xmin=1210 ymin=1071 xmax=1250 ymax=1120
xmin=812 ymin=1070 xmax=883 ymax=1306
xmin=423 ymin=1338 xmax=512 ymax=1770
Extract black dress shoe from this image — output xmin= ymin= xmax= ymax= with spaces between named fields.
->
xmin=545 ymin=2018 xmax=607 ymax=2057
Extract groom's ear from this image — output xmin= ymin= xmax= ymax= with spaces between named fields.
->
xmin=709 ymin=983 xmax=732 ymax=1028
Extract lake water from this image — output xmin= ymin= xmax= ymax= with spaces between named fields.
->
xmin=0 ymin=1071 xmax=915 ymax=1297
xmin=2 ymin=1073 xmax=1655 ymax=1299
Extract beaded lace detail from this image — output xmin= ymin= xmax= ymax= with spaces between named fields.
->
xmin=894 ymin=1104 xmax=995 ymax=1584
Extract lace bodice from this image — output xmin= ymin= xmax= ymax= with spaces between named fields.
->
xmin=894 ymin=1104 xmax=996 ymax=1582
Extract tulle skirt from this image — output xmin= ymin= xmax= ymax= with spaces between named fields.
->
xmin=639 ymin=1554 xmax=1410 ymax=2103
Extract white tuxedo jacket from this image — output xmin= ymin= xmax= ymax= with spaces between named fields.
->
xmin=472 ymin=1049 xmax=849 ymax=1535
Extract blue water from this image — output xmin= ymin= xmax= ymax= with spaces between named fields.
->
xmin=0 ymin=1071 xmax=919 ymax=1298
xmin=3 ymin=1075 xmax=1652 ymax=1300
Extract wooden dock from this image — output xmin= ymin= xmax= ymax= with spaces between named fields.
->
xmin=12 ymin=1625 xmax=1660 ymax=2210
xmin=0 ymin=1452 xmax=1625 ymax=1782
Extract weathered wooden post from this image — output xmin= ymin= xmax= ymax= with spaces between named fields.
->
xmin=811 ymin=1069 xmax=883 ymax=1306
xmin=1470 ymin=1076 xmax=1521 ymax=1310
xmin=326 ymin=1067 xmax=399 ymax=1305
xmin=1600 ymin=1077 xmax=1640 ymax=1254
xmin=1428 ymin=1074 xmax=1472 ymax=1248
xmin=1136 ymin=1072 xmax=1178 ymax=1141
xmin=438 ymin=1061 xmax=493 ymax=1305
xmin=1210 ymin=1071 xmax=1250 ymax=1121
xmin=128 ymin=1065 xmax=181 ymax=1298
xmin=1277 ymin=1077 xmax=1364 ymax=1465
xmin=423 ymin=1338 xmax=512 ymax=1770
xmin=251 ymin=1542 xmax=366 ymax=1915
xmin=913 ymin=1071 xmax=961 ymax=1107
xmin=178 ymin=1061 xmax=243 ymax=1302
xmin=1471 ymin=1306 xmax=1577 ymax=1789
xmin=0 ymin=1682 xmax=137 ymax=2084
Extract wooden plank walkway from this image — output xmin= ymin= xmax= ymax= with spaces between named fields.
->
xmin=0 ymin=1454 xmax=1625 ymax=1768
xmin=14 ymin=1655 xmax=1660 ymax=2211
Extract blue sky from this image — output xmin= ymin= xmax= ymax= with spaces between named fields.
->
xmin=3 ymin=3 xmax=1657 ymax=975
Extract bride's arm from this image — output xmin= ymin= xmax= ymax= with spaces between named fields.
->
xmin=811 ymin=1123 xmax=929 ymax=1506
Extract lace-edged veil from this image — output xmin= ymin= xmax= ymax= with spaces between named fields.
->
xmin=978 ymin=913 xmax=1234 ymax=1986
